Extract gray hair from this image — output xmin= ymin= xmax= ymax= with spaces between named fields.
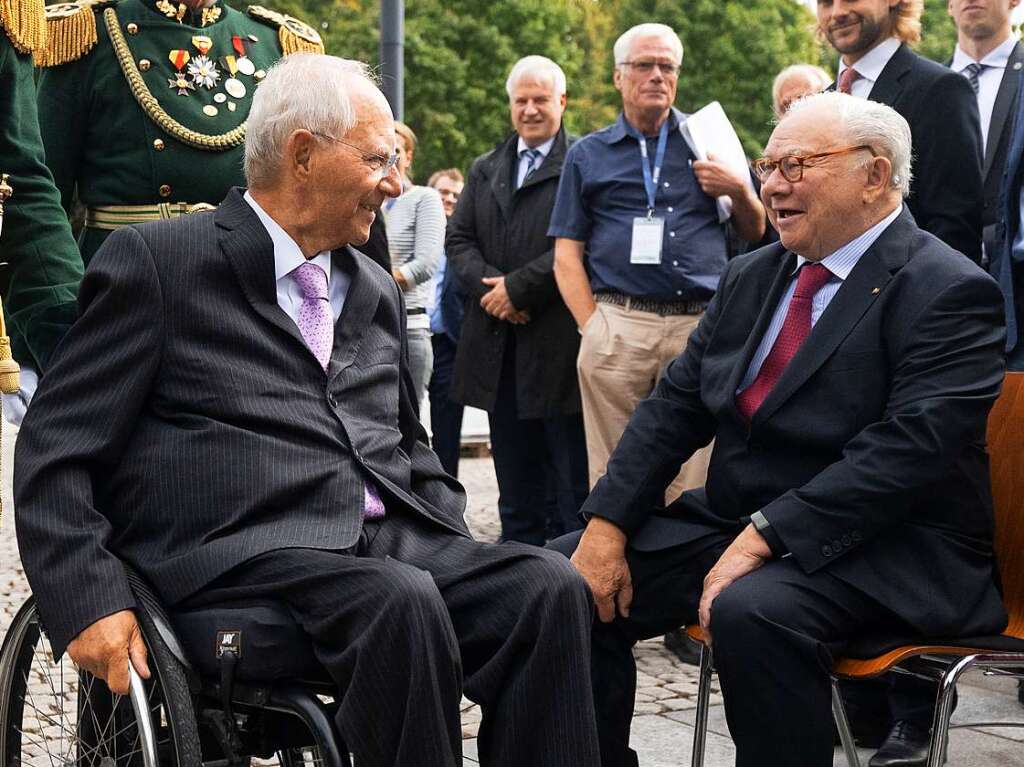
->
xmin=244 ymin=54 xmax=380 ymax=188
xmin=785 ymin=91 xmax=913 ymax=197
xmin=613 ymin=23 xmax=683 ymax=67
xmin=505 ymin=55 xmax=567 ymax=98
xmin=772 ymin=64 xmax=832 ymax=112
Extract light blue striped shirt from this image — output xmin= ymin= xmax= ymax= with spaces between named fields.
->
xmin=738 ymin=205 xmax=902 ymax=392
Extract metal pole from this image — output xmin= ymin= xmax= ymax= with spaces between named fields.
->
xmin=380 ymin=0 xmax=404 ymax=121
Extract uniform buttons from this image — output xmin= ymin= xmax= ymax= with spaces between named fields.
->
xmin=667 ymin=206 xmax=674 ymax=212
xmin=663 ymin=181 xmax=670 ymax=188
xmin=672 ymin=260 xmax=678 ymax=266
xmin=139 ymin=58 xmax=151 ymax=71
xmin=676 ymin=290 xmax=683 ymax=296
xmin=669 ymin=231 xmax=676 ymax=238
xmin=126 ymin=22 xmax=139 ymax=35
xmin=822 ymin=544 xmax=833 ymax=557
xmin=158 ymin=184 xmax=172 ymax=198
xmin=153 ymin=139 xmax=165 ymax=151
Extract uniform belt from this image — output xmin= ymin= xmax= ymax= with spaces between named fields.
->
xmin=85 ymin=202 xmax=218 ymax=231
xmin=595 ymin=292 xmax=707 ymax=316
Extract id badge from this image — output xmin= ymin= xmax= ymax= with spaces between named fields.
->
xmin=630 ymin=217 xmax=664 ymax=265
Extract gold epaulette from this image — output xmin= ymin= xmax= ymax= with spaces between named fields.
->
xmin=35 ymin=0 xmax=116 ymax=68
xmin=247 ymin=5 xmax=324 ymax=56
xmin=1 ymin=0 xmax=46 ymax=55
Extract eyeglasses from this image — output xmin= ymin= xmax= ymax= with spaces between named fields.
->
xmin=751 ymin=145 xmax=877 ymax=183
xmin=618 ymin=60 xmax=680 ymax=77
xmin=309 ymin=130 xmax=400 ymax=176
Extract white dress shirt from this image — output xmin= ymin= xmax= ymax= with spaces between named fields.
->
xmin=244 ymin=191 xmax=349 ymax=327
xmin=515 ymin=135 xmax=555 ymax=188
xmin=951 ymin=36 xmax=1019 ymax=154
xmin=836 ymin=36 xmax=902 ymax=99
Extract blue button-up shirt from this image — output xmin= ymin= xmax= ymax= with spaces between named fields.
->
xmin=548 ymin=108 xmax=727 ymax=302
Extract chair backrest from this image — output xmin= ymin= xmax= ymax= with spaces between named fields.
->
xmin=986 ymin=371 xmax=1024 ymax=640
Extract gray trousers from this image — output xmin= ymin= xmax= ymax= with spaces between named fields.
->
xmin=407 ymin=325 xmax=433 ymax=409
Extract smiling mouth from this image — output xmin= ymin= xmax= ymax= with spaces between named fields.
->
xmin=775 ymin=209 xmax=804 ymax=221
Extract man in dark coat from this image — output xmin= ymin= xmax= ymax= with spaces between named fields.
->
xmin=447 ymin=55 xmax=587 ymax=545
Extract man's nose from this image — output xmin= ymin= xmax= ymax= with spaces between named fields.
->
xmin=380 ymin=164 xmax=402 ymax=196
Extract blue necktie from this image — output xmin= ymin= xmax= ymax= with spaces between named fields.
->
xmin=518 ymin=148 xmax=543 ymax=189
xmin=963 ymin=62 xmax=986 ymax=95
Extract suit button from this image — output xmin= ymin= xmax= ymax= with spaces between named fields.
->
xmin=822 ymin=545 xmax=833 ymax=557
xmin=158 ymin=184 xmax=172 ymax=198
xmin=832 ymin=539 xmax=843 ymax=551
xmin=841 ymin=534 xmax=852 ymax=547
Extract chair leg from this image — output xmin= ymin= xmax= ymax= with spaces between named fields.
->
xmin=927 ymin=655 xmax=978 ymax=767
xmin=690 ymin=643 xmax=713 ymax=767
xmin=831 ymin=678 xmax=862 ymax=767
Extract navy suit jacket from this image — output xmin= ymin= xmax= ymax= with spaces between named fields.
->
xmin=583 ymin=209 xmax=1007 ymax=639
xmin=995 ymin=68 xmax=1024 ymax=369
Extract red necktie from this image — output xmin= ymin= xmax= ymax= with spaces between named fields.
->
xmin=838 ymin=67 xmax=861 ymax=95
xmin=736 ymin=263 xmax=833 ymax=421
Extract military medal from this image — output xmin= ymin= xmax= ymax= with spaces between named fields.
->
xmin=232 ymin=35 xmax=257 ymax=76
xmin=213 ymin=93 xmax=227 ymax=104
xmin=191 ymin=36 xmax=213 ymax=56
xmin=203 ymin=105 xmax=219 ymax=117
xmin=167 ymin=50 xmax=194 ymax=95
xmin=188 ymin=55 xmax=221 ymax=90
xmin=228 ymin=102 xmax=237 ymax=112
xmin=219 ymin=55 xmax=247 ymax=99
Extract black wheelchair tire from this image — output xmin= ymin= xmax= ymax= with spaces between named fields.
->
xmin=0 ymin=596 xmax=202 ymax=766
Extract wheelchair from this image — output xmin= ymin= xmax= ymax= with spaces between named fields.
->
xmin=0 ymin=568 xmax=352 ymax=766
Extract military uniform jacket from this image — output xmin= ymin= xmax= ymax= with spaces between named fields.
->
xmin=37 ymin=0 xmax=321 ymax=262
xmin=0 ymin=8 xmax=83 ymax=369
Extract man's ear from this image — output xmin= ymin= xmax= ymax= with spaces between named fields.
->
xmin=286 ymin=130 xmax=317 ymax=180
xmin=863 ymin=156 xmax=893 ymax=203
xmin=613 ymin=66 xmax=623 ymax=94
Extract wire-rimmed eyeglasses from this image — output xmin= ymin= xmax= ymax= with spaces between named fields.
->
xmin=308 ymin=130 xmax=399 ymax=176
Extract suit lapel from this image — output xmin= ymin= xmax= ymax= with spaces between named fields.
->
xmin=985 ymin=42 xmax=1024 ymax=178
xmin=723 ymin=248 xmax=798 ymax=420
xmin=215 ymin=189 xmax=309 ymax=353
xmin=752 ymin=211 xmax=913 ymax=426
xmin=328 ymin=247 xmax=382 ymax=378
xmin=867 ymin=43 xmax=913 ymax=106
xmin=489 ymin=138 xmax=516 ymax=220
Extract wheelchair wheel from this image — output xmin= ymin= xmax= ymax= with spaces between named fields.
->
xmin=0 ymin=597 xmax=202 ymax=766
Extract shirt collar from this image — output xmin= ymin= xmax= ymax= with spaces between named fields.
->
xmin=837 ymin=36 xmax=901 ymax=85
xmin=794 ymin=204 xmax=903 ymax=279
xmin=516 ymin=134 xmax=556 ymax=159
xmin=952 ymin=36 xmax=1017 ymax=71
xmin=243 ymin=190 xmax=333 ymax=284
xmin=606 ymin=107 xmax=682 ymax=143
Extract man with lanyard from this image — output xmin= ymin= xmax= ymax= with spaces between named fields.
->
xmin=550 ymin=22 xmax=765 ymax=506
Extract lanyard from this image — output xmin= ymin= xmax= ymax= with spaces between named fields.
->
xmin=638 ymin=118 xmax=669 ymax=218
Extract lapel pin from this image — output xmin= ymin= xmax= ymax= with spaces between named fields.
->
xmin=871 ymin=287 xmax=881 ymax=295
xmin=1015 ymin=62 xmax=1023 ymax=71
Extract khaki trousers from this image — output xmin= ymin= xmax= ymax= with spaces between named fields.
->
xmin=577 ymin=302 xmax=711 ymax=503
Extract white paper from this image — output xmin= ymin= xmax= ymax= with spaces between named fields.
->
xmin=679 ymin=101 xmax=755 ymax=222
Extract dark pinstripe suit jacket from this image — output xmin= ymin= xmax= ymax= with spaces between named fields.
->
xmin=14 ymin=188 xmax=470 ymax=655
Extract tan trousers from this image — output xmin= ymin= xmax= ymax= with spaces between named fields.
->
xmin=577 ymin=302 xmax=711 ymax=504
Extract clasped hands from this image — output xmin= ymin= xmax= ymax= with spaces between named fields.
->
xmin=571 ymin=517 xmax=772 ymax=643
xmin=480 ymin=276 xmax=530 ymax=324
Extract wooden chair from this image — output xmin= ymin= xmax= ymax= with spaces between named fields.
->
xmin=686 ymin=371 xmax=1024 ymax=767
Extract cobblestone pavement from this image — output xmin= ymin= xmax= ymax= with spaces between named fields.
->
xmin=1 ymin=427 xmax=1021 ymax=766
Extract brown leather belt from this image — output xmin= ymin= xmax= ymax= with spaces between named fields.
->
xmin=595 ymin=292 xmax=707 ymax=316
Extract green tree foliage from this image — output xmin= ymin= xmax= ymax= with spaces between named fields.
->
xmin=228 ymin=0 xmax=822 ymax=173
xmin=917 ymin=0 xmax=958 ymax=63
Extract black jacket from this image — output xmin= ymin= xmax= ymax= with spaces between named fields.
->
xmin=585 ymin=209 xmax=1007 ymax=639
xmin=446 ymin=128 xmax=581 ymax=418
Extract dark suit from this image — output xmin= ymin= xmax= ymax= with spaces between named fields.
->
xmin=447 ymin=128 xmax=588 ymax=543
xmin=552 ymin=210 xmax=1006 ymax=767
xmin=842 ymin=43 xmax=985 ymax=263
xmin=14 ymin=188 xmax=600 ymax=767
xmin=995 ymin=64 xmax=1024 ymax=370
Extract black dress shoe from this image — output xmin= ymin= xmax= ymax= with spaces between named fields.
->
xmin=869 ymin=720 xmax=934 ymax=767
xmin=663 ymin=628 xmax=702 ymax=665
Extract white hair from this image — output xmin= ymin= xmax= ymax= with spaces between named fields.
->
xmin=772 ymin=64 xmax=832 ymax=111
xmin=613 ymin=23 xmax=683 ymax=66
xmin=505 ymin=55 xmax=567 ymax=98
xmin=244 ymin=54 xmax=381 ymax=189
xmin=785 ymin=91 xmax=913 ymax=198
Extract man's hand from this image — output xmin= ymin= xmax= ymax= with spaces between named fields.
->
xmin=691 ymin=152 xmax=749 ymax=200
xmin=67 ymin=610 xmax=151 ymax=696
xmin=392 ymin=268 xmax=409 ymax=290
xmin=480 ymin=276 xmax=529 ymax=323
xmin=698 ymin=524 xmax=772 ymax=642
xmin=570 ymin=517 xmax=633 ymax=622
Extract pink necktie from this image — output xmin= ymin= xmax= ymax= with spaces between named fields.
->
xmin=736 ymin=263 xmax=833 ymax=421
xmin=838 ymin=67 xmax=861 ymax=95
xmin=291 ymin=262 xmax=386 ymax=519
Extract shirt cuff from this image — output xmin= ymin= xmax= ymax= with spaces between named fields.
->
xmin=750 ymin=510 xmax=788 ymax=558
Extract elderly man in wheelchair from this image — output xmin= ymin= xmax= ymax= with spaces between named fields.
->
xmin=2 ymin=54 xmax=601 ymax=767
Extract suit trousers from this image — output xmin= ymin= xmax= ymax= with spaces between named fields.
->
xmin=489 ymin=337 xmax=589 ymax=545
xmin=429 ymin=333 xmax=465 ymax=477
xmin=179 ymin=511 xmax=600 ymax=767
xmin=577 ymin=302 xmax=711 ymax=503
xmin=549 ymin=526 xmax=900 ymax=767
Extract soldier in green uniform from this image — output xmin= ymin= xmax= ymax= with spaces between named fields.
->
xmin=36 ymin=0 xmax=323 ymax=263
xmin=0 ymin=0 xmax=85 ymax=422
